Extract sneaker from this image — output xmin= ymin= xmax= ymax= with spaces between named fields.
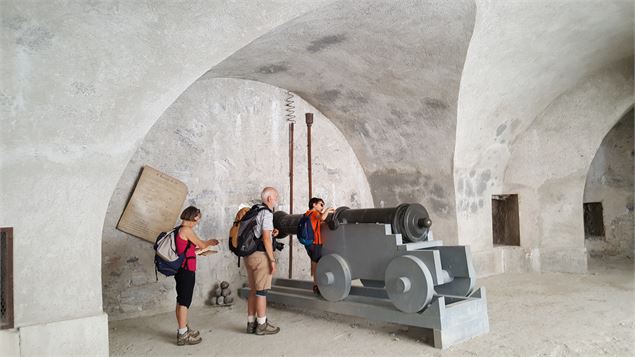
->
xmin=246 ymin=321 xmax=257 ymax=334
xmin=177 ymin=330 xmax=202 ymax=346
xmin=255 ymin=319 xmax=280 ymax=335
xmin=187 ymin=325 xmax=200 ymax=338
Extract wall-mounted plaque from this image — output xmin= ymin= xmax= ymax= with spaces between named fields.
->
xmin=117 ymin=165 xmax=188 ymax=242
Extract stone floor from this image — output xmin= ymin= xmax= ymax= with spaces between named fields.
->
xmin=109 ymin=256 xmax=634 ymax=356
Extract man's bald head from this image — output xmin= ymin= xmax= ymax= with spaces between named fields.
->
xmin=261 ymin=187 xmax=279 ymax=209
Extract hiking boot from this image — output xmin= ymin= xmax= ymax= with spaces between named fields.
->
xmin=177 ymin=330 xmax=202 ymax=346
xmin=255 ymin=319 xmax=280 ymax=335
xmin=246 ymin=321 xmax=257 ymax=334
xmin=187 ymin=325 xmax=200 ymax=338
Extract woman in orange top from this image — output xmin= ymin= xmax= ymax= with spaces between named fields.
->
xmin=305 ymin=197 xmax=335 ymax=294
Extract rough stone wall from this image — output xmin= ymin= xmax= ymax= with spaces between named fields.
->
xmin=102 ymin=78 xmax=373 ymax=319
xmin=584 ymin=109 xmax=634 ymax=258
xmin=455 ymin=0 xmax=633 ymax=275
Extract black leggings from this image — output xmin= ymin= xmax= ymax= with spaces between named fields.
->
xmin=174 ymin=269 xmax=195 ymax=308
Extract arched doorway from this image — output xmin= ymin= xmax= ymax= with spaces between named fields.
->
xmin=584 ymin=108 xmax=634 ymax=261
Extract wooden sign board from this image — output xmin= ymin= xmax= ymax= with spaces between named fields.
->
xmin=117 ymin=166 xmax=188 ymax=242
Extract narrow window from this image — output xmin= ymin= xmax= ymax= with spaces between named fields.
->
xmin=583 ymin=202 xmax=605 ymax=238
xmin=1 ymin=227 xmax=13 ymax=330
xmin=492 ymin=194 xmax=520 ymax=246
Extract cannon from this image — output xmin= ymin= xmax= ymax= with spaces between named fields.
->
xmin=239 ymin=203 xmax=489 ymax=348
xmin=273 ymin=203 xmax=476 ymax=313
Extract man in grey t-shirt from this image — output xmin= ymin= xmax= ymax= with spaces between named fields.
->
xmin=244 ymin=187 xmax=281 ymax=336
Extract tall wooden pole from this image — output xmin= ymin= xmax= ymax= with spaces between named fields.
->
xmin=288 ymin=121 xmax=294 ymax=279
xmin=306 ymin=113 xmax=314 ymax=200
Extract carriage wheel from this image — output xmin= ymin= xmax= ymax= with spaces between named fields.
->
xmin=316 ymin=254 xmax=352 ymax=301
xmin=385 ymin=255 xmax=433 ymax=313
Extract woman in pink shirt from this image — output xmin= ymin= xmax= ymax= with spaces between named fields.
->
xmin=174 ymin=206 xmax=219 ymax=346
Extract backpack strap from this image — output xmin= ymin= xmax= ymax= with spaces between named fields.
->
xmin=181 ymin=240 xmax=193 ymax=271
xmin=174 ymin=226 xmax=195 ymax=272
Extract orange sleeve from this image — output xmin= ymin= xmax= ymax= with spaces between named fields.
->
xmin=309 ymin=210 xmax=322 ymax=245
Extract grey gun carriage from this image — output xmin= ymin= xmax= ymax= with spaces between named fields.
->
xmin=244 ymin=203 xmax=489 ymax=348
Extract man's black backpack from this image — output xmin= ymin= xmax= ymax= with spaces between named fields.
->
xmin=228 ymin=204 xmax=272 ymax=262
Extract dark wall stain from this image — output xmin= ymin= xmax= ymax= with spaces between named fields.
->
xmin=430 ymin=197 xmax=450 ymax=214
xmin=477 ymin=170 xmax=491 ymax=195
xmin=464 ymin=180 xmax=474 ymax=197
xmin=367 ymin=169 xmax=453 ymax=216
xmin=391 ymin=108 xmax=404 ymax=119
xmin=412 ymin=100 xmax=450 ymax=129
xmin=424 ymin=97 xmax=448 ymax=110
xmin=432 ymin=183 xmax=445 ymax=198
xmin=307 ymin=34 xmax=346 ymax=53
xmin=126 ymin=257 xmax=139 ymax=263
xmin=349 ymin=192 xmax=360 ymax=208
xmin=316 ymin=89 xmax=341 ymax=103
xmin=5 ymin=15 xmax=27 ymax=30
xmin=16 ymin=25 xmax=54 ymax=51
xmin=257 ymin=63 xmax=288 ymax=74
xmin=346 ymin=90 xmax=369 ymax=104
xmin=476 ymin=180 xmax=487 ymax=195
xmin=496 ymin=123 xmax=507 ymax=136
xmin=457 ymin=177 xmax=464 ymax=193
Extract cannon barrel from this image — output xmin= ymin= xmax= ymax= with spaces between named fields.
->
xmin=273 ymin=203 xmax=432 ymax=243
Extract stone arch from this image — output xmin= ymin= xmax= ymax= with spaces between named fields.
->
xmin=101 ymin=78 xmax=374 ymax=318
xmin=205 ymin=0 xmax=478 ymax=243
xmin=583 ymin=107 xmax=634 ymax=259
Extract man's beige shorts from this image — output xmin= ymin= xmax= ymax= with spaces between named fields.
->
xmin=244 ymin=251 xmax=272 ymax=291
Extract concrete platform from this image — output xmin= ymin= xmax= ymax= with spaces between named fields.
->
xmin=238 ymin=279 xmax=489 ymax=349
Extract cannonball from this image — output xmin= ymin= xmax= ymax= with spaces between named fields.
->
xmin=216 ymin=296 xmax=224 ymax=305
xmin=220 ymin=281 xmax=230 ymax=289
xmin=213 ymin=288 xmax=222 ymax=297
xmin=221 ymin=288 xmax=232 ymax=297
xmin=209 ymin=298 xmax=216 ymax=306
xmin=224 ymin=296 xmax=234 ymax=304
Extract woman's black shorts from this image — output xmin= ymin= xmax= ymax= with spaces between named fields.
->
xmin=174 ymin=268 xmax=196 ymax=308
xmin=305 ymin=244 xmax=322 ymax=263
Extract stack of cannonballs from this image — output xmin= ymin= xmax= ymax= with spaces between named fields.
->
xmin=209 ymin=281 xmax=234 ymax=306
